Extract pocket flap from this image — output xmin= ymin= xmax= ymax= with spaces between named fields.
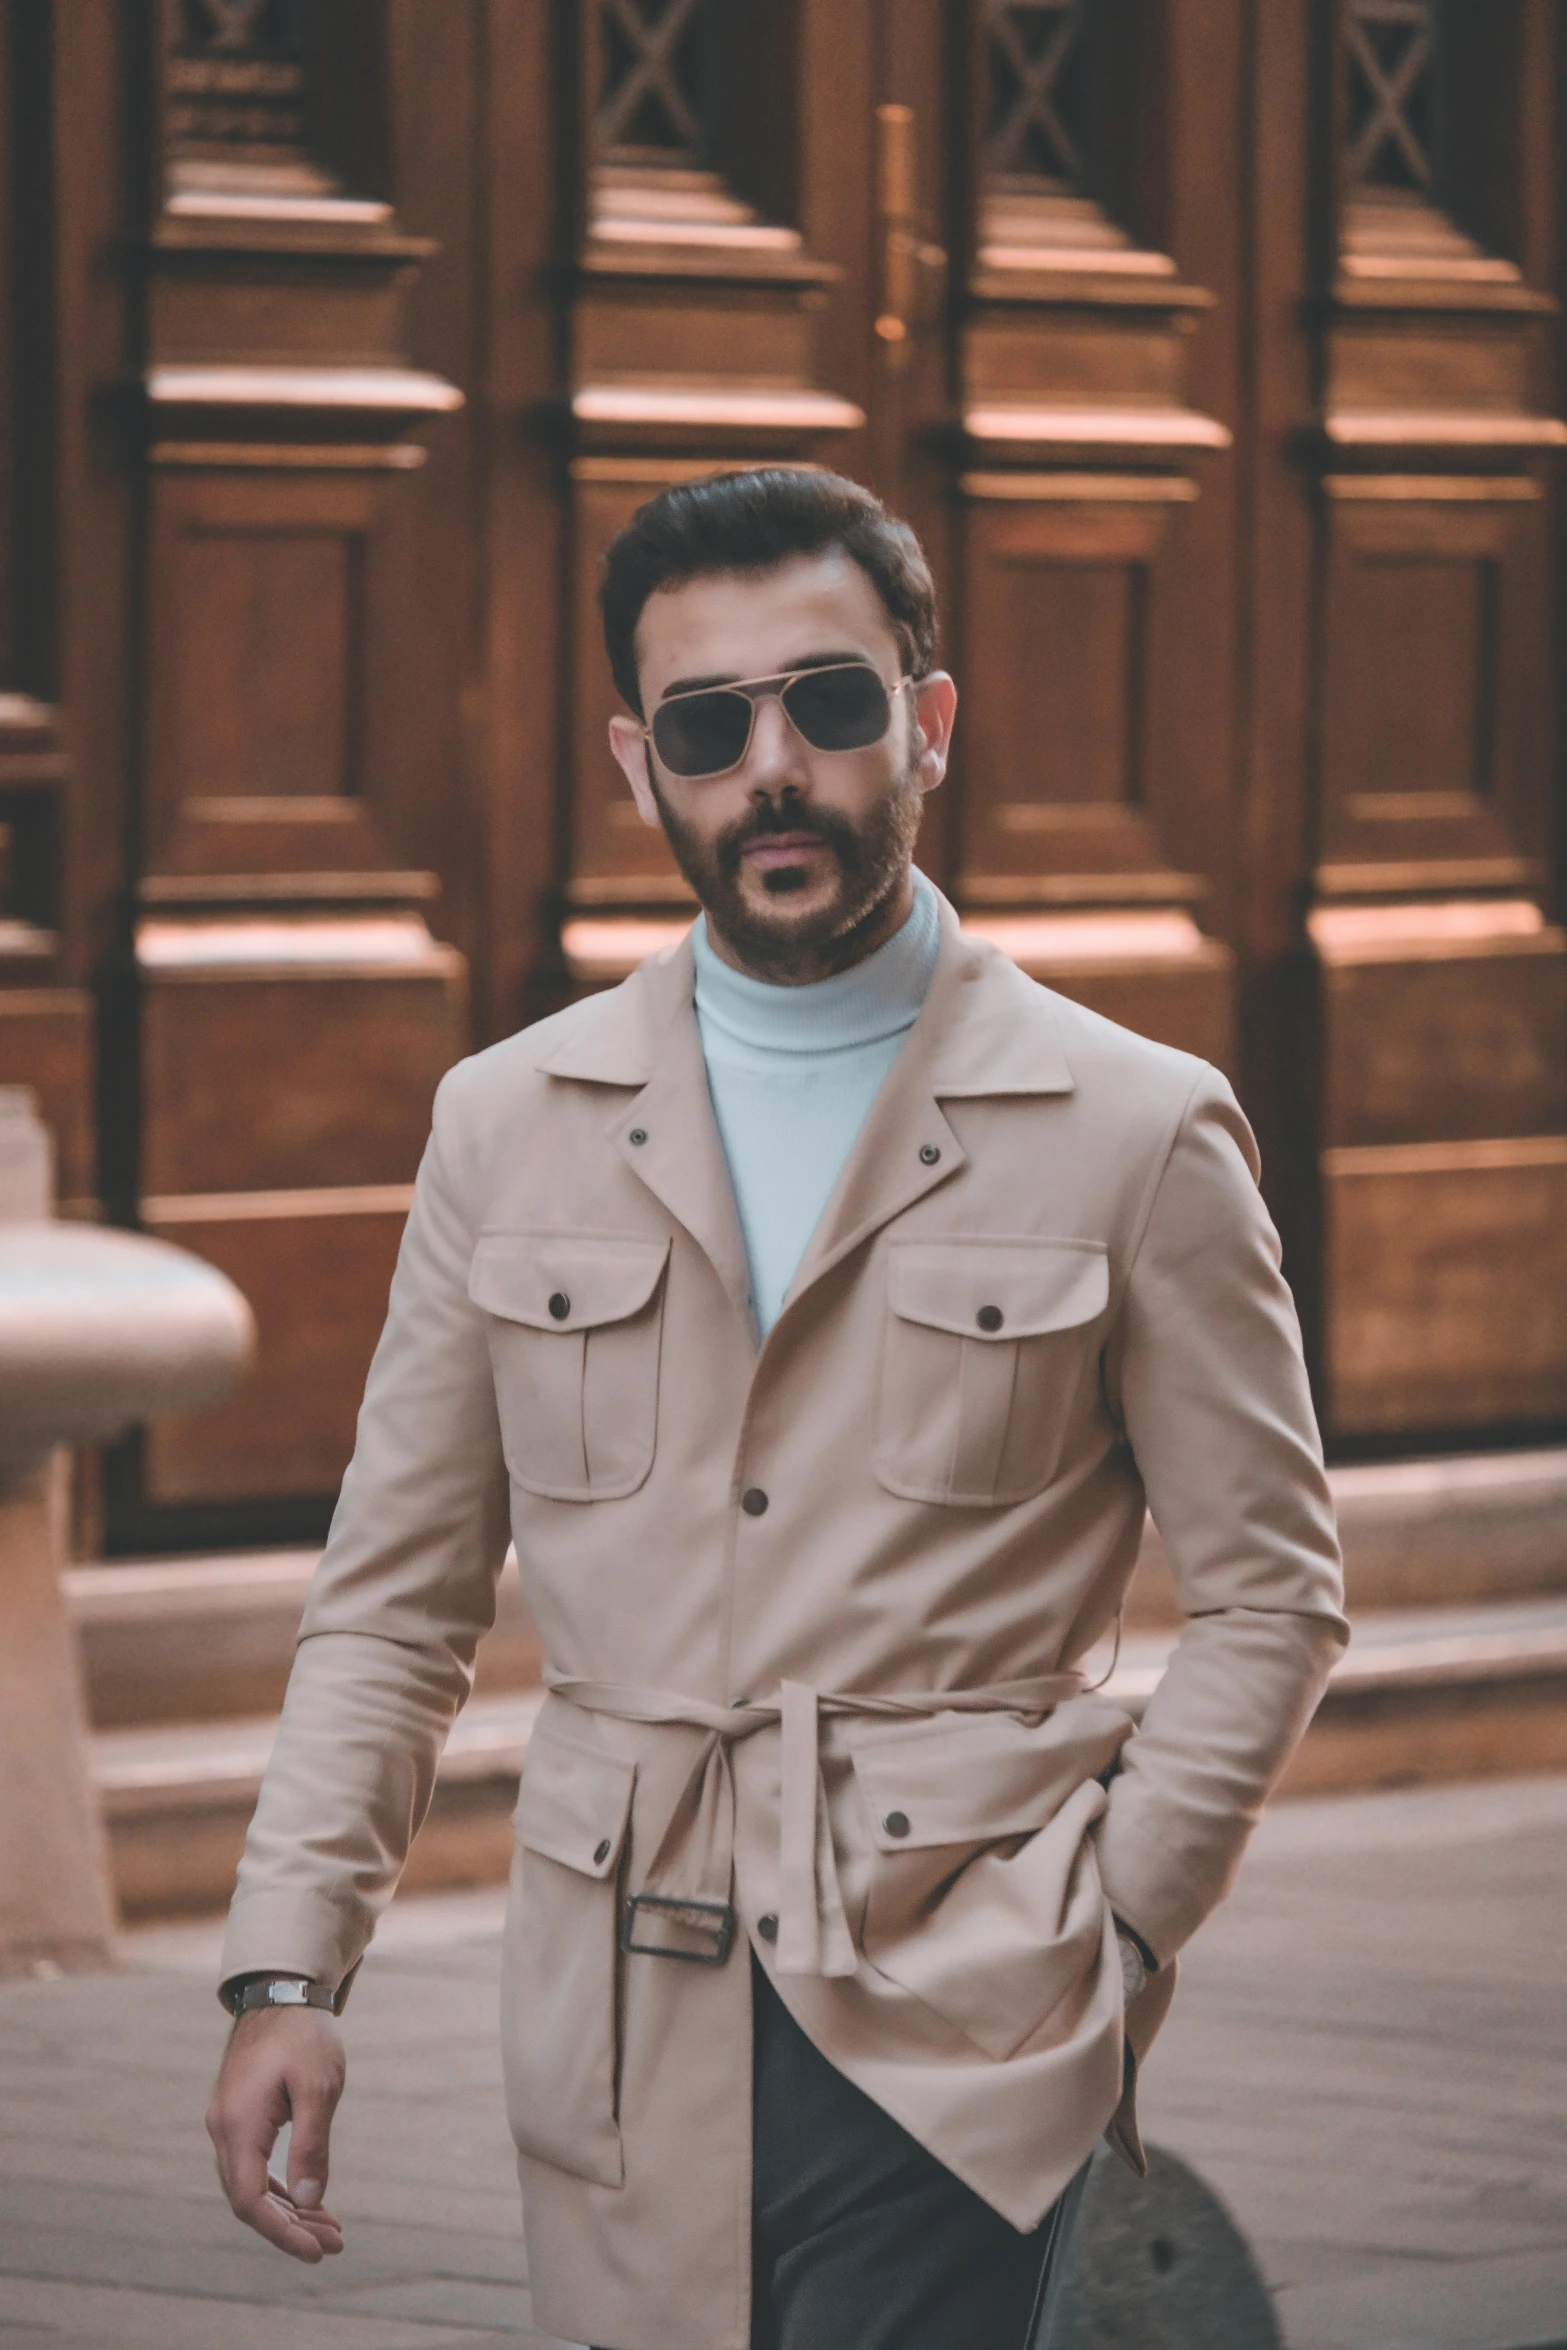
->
xmin=854 ymin=1702 xmax=1131 ymax=1851
xmin=515 ymin=1722 xmax=635 ymax=1878
xmin=469 ymin=1232 xmax=670 ymax=1333
xmin=886 ymin=1236 xmax=1109 ymax=1341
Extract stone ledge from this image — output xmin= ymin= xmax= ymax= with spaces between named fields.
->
xmin=89 ymin=1597 xmax=1567 ymax=1918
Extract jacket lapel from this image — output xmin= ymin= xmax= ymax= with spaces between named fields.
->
xmin=536 ymin=936 xmax=756 ymax=1333
xmin=778 ymin=893 xmax=1077 ymax=1316
xmin=532 ymin=892 xmax=1078 ymax=1340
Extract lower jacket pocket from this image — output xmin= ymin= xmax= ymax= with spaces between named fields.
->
xmin=499 ymin=1719 xmax=636 ymax=2186
xmin=853 ymin=1698 xmax=1131 ymax=2062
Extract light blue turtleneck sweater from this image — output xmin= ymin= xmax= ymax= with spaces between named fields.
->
xmin=693 ymin=870 xmax=941 ymax=1336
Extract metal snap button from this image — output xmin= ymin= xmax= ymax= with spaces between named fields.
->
xmin=976 ymin=1304 xmax=1004 ymax=1333
xmin=593 ymin=1839 xmax=612 ymax=1865
xmin=758 ymin=1913 xmax=779 ymax=1942
xmin=628 ymin=1126 xmax=648 ymax=1146
xmin=883 ymin=1811 xmax=911 ymax=1838
xmin=919 ymin=1143 xmax=941 ymax=1166
xmin=741 ymin=1487 xmax=769 ymax=1517
xmin=548 ymin=1291 xmax=571 ymax=1320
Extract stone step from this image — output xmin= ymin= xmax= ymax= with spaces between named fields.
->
xmin=69 ymin=1449 xmax=1567 ymax=1734
xmin=1125 ymin=1445 xmax=1567 ymax=1626
xmin=93 ymin=1593 xmax=1567 ymax=1921
xmin=66 ymin=1546 xmax=543 ymax=1729
xmin=97 ymin=1686 xmax=546 ymax=1923
xmin=1112 ymin=1596 xmax=1567 ymax=1795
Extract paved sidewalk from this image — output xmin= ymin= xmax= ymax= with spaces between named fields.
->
xmin=0 ymin=1775 xmax=1564 ymax=2350
xmin=1136 ymin=1773 xmax=1567 ymax=2350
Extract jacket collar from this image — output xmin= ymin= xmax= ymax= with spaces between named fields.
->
xmin=533 ymin=891 xmax=1077 ymax=1342
xmin=534 ymin=891 xmax=1077 ymax=1102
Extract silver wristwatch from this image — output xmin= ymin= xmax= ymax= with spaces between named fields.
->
xmin=223 ymin=1975 xmax=341 ymax=2019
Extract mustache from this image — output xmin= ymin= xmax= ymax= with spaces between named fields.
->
xmin=717 ymin=798 xmax=853 ymax=872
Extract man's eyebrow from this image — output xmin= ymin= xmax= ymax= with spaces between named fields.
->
xmin=657 ymin=650 xmax=871 ymax=701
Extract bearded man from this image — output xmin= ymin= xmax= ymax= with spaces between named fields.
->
xmin=207 ymin=467 xmax=1347 ymax=2350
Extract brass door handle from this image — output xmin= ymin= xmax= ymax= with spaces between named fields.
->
xmin=875 ymin=105 xmax=945 ymax=375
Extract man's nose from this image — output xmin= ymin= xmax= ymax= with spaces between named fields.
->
xmin=744 ymin=693 xmax=811 ymax=794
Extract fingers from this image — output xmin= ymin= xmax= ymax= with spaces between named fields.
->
xmin=207 ymin=2008 xmax=347 ymax=2263
xmin=245 ymin=2176 xmax=346 ymax=2263
xmin=285 ymin=2063 xmax=340 ymax=2219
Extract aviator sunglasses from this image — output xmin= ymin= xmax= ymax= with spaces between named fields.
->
xmin=646 ymin=660 xmax=911 ymax=781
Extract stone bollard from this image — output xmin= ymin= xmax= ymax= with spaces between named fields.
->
xmin=0 ymin=1087 xmax=255 ymax=1976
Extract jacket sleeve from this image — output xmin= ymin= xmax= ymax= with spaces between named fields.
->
xmin=1095 ymin=1065 xmax=1349 ymax=1964
xmin=219 ymin=1063 xmax=511 ymax=1994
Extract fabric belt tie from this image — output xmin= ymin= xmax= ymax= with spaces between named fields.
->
xmin=543 ymin=1668 xmax=1084 ymax=1979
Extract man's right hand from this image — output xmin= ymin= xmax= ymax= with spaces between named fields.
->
xmin=206 ymin=2006 xmax=347 ymax=2262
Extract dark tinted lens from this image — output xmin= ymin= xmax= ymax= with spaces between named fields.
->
xmin=782 ymin=664 xmax=892 ymax=751
xmin=651 ymin=688 xmax=755 ymax=777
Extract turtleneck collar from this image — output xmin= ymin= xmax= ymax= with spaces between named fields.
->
xmin=692 ymin=868 xmax=941 ymax=1064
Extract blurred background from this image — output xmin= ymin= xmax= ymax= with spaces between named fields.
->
xmin=1 ymin=7 xmax=1565 ymax=2345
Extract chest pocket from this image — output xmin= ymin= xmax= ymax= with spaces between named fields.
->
xmin=873 ymin=1236 xmax=1109 ymax=1506
xmin=469 ymin=1232 xmax=669 ymax=1501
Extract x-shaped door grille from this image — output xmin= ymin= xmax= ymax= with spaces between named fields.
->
xmin=1346 ymin=0 xmax=1436 ymax=190
xmin=181 ymin=0 xmax=300 ymax=57
xmin=597 ymin=0 xmax=709 ymax=162
xmin=986 ymin=0 xmax=1087 ymax=187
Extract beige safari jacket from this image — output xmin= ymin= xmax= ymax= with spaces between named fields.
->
xmin=222 ymin=890 xmax=1347 ymax=2350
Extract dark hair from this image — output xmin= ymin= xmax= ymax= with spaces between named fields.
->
xmin=599 ymin=467 xmax=939 ymax=715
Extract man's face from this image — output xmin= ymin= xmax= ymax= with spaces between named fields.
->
xmin=608 ymin=550 xmax=956 ymax=983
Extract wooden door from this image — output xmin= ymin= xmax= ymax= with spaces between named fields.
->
xmin=546 ymin=0 xmax=1567 ymax=1449
xmin=553 ymin=0 xmax=1241 ymax=1083
xmin=1243 ymin=0 xmax=1567 ymax=1442
xmin=4 ymin=3 xmax=1563 ymax=1558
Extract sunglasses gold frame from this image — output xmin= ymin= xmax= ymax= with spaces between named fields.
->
xmin=643 ymin=661 xmax=913 ymax=781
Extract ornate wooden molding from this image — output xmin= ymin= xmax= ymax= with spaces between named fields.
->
xmin=1322 ymin=412 xmax=1567 ymax=450
xmin=959 ymin=908 xmax=1226 ymax=972
xmin=1322 ymin=474 xmax=1543 ymax=502
xmin=963 ymin=404 xmax=1231 ymax=458
xmin=571 ymin=383 xmax=862 ymax=453
xmin=960 ymin=471 xmax=1198 ymax=502
xmin=148 ymin=363 xmax=461 ymax=421
xmin=141 ymin=1181 xmax=419 ymax=1225
xmin=135 ymin=911 xmax=460 ymax=979
xmin=583 ymin=168 xmax=836 ymax=289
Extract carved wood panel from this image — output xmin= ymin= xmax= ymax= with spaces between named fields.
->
xmin=144 ymin=474 xmax=387 ymax=884
xmin=1313 ymin=905 xmax=1567 ymax=1147
xmin=956 ymin=486 xmax=1192 ymax=900
xmin=1316 ymin=484 xmax=1550 ymax=893
xmin=140 ymin=1190 xmax=411 ymax=1501
xmin=1324 ymin=1141 xmax=1567 ymax=1431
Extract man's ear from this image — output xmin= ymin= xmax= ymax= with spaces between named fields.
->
xmin=911 ymin=672 xmax=958 ymax=796
xmin=608 ymin=714 xmax=664 ymax=829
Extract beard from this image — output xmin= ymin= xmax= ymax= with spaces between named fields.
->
xmin=651 ymin=753 xmax=926 ymax=985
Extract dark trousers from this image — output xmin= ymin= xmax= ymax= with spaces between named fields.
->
xmin=748 ymin=1959 xmax=1087 ymax=2350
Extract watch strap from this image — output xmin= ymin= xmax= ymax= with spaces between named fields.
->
xmin=225 ymin=1975 xmax=340 ymax=2019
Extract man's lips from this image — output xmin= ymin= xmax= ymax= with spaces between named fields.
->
xmin=742 ymin=833 xmax=828 ymax=866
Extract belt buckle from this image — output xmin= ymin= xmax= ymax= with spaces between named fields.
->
xmin=621 ymin=1891 xmax=737 ymax=1967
